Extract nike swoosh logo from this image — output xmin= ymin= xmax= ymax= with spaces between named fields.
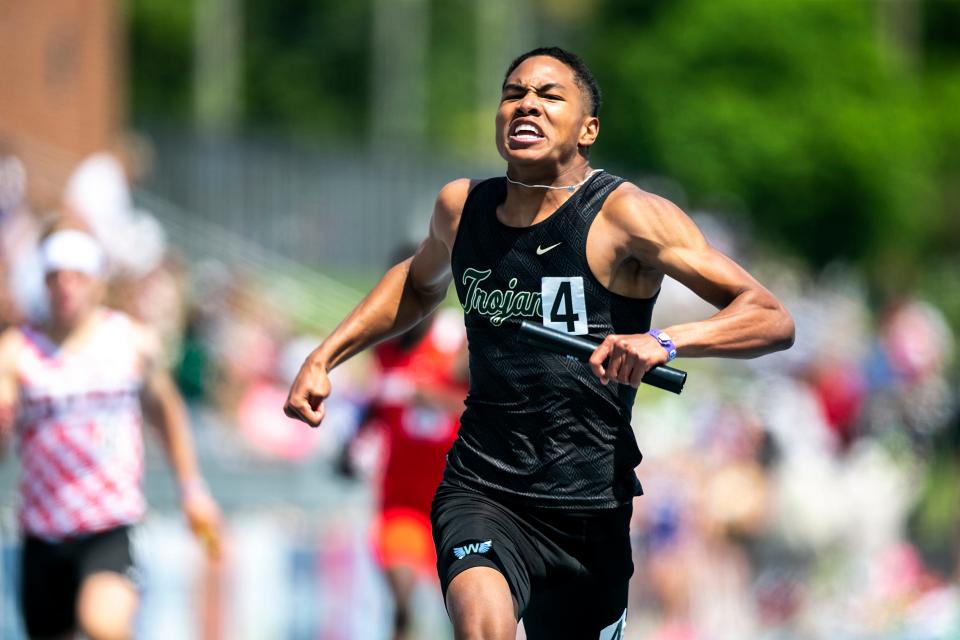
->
xmin=536 ymin=242 xmax=562 ymax=256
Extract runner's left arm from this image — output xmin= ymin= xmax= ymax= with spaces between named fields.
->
xmin=590 ymin=187 xmax=795 ymax=387
xmin=0 ymin=329 xmax=23 ymax=458
xmin=137 ymin=324 xmax=223 ymax=557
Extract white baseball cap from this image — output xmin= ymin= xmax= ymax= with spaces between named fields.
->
xmin=40 ymin=229 xmax=106 ymax=277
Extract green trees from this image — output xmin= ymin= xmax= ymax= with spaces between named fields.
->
xmin=588 ymin=0 xmax=950 ymax=270
xmin=128 ymin=0 xmax=960 ymax=273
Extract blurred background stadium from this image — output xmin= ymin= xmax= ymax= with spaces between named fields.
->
xmin=1 ymin=0 xmax=959 ymax=638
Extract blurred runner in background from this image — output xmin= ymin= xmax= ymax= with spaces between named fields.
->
xmin=341 ymin=244 xmax=467 ymax=640
xmin=0 ymin=222 xmax=221 ymax=640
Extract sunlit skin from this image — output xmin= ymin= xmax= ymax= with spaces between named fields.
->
xmin=44 ymin=269 xmax=104 ymax=339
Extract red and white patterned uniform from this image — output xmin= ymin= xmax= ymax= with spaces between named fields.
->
xmin=15 ymin=310 xmax=146 ymax=540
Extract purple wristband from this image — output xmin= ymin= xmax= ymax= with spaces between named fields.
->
xmin=647 ymin=329 xmax=678 ymax=362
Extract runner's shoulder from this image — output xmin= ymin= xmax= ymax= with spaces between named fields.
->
xmin=0 ymin=327 xmax=26 ymax=368
xmin=436 ymin=178 xmax=482 ymax=216
xmin=602 ymin=181 xmax=701 ymax=248
xmin=604 ymin=181 xmax=677 ymax=223
xmin=98 ymin=308 xmax=152 ymax=346
xmin=116 ymin=313 xmax=164 ymax=369
xmin=432 ymin=178 xmax=484 ymax=245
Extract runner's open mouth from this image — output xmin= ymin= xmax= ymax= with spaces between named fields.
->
xmin=509 ymin=121 xmax=545 ymax=142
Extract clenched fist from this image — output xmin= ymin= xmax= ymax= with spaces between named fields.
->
xmin=283 ymin=358 xmax=332 ymax=427
xmin=588 ymin=333 xmax=668 ymax=388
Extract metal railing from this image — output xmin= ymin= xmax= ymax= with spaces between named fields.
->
xmin=142 ymin=132 xmax=500 ymax=271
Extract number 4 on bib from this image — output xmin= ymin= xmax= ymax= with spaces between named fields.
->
xmin=541 ymin=277 xmax=588 ymax=335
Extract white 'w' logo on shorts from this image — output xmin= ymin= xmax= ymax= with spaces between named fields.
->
xmin=452 ymin=540 xmax=492 ymax=560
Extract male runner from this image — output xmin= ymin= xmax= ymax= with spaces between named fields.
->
xmin=0 ymin=225 xmax=221 ymax=640
xmin=286 ymin=47 xmax=795 ymax=639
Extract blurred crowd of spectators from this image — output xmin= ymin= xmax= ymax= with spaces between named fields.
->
xmin=626 ymin=235 xmax=959 ymax=639
xmin=1 ymin=143 xmax=958 ymax=638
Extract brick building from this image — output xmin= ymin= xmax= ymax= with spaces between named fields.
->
xmin=0 ymin=0 xmax=123 ymax=208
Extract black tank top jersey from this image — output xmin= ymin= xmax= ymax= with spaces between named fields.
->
xmin=446 ymin=170 xmax=658 ymax=510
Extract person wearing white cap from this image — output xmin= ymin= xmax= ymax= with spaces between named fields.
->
xmin=0 ymin=226 xmax=222 ymax=640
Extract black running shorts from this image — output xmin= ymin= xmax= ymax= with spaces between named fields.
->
xmin=20 ymin=525 xmax=136 ymax=638
xmin=431 ymin=481 xmax=633 ymax=639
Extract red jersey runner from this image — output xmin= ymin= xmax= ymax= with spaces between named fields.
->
xmin=365 ymin=310 xmax=466 ymax=573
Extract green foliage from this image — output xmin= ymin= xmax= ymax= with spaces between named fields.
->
xmin=243 ymin=0 xmax=371 ymax=134
xmin=923 ymin=68 xmax=960 ymax=255
xmin=922 ymin=0 xmax=960 ymax=65
xmin=423 ymin=0 xmax=480 ymax=156
xmin=128 ymin=0 xmax=194 ymax=122
xmin=126 ymin=0 xmax=960 ymax=270
xmin=589 ymin=0 xmax=939 ymax=268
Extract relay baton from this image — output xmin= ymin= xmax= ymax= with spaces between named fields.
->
xmin=517 ymin=321 xmax=687 ymax=394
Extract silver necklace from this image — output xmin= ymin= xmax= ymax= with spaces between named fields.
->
xmin=505 ymin=168 xmax=602 ymax=193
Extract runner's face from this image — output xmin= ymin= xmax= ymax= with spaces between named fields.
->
xmin=496 ymin=56 xmax=598 ymax=167
xmin=45 ymin=270 xmax=101 ymax=327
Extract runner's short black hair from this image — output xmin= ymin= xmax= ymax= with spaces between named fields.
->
xmin=503 ymin=47 xmax=601 ymax=116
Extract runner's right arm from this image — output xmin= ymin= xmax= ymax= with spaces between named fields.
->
xmin=0 ymin=329 xmax=23 ymax=457
xmin=284 ymin=179 xmax=472 ymax=427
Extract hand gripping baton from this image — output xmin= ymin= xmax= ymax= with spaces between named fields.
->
xmin=516 ymin=321 xmax=687 ymax=394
